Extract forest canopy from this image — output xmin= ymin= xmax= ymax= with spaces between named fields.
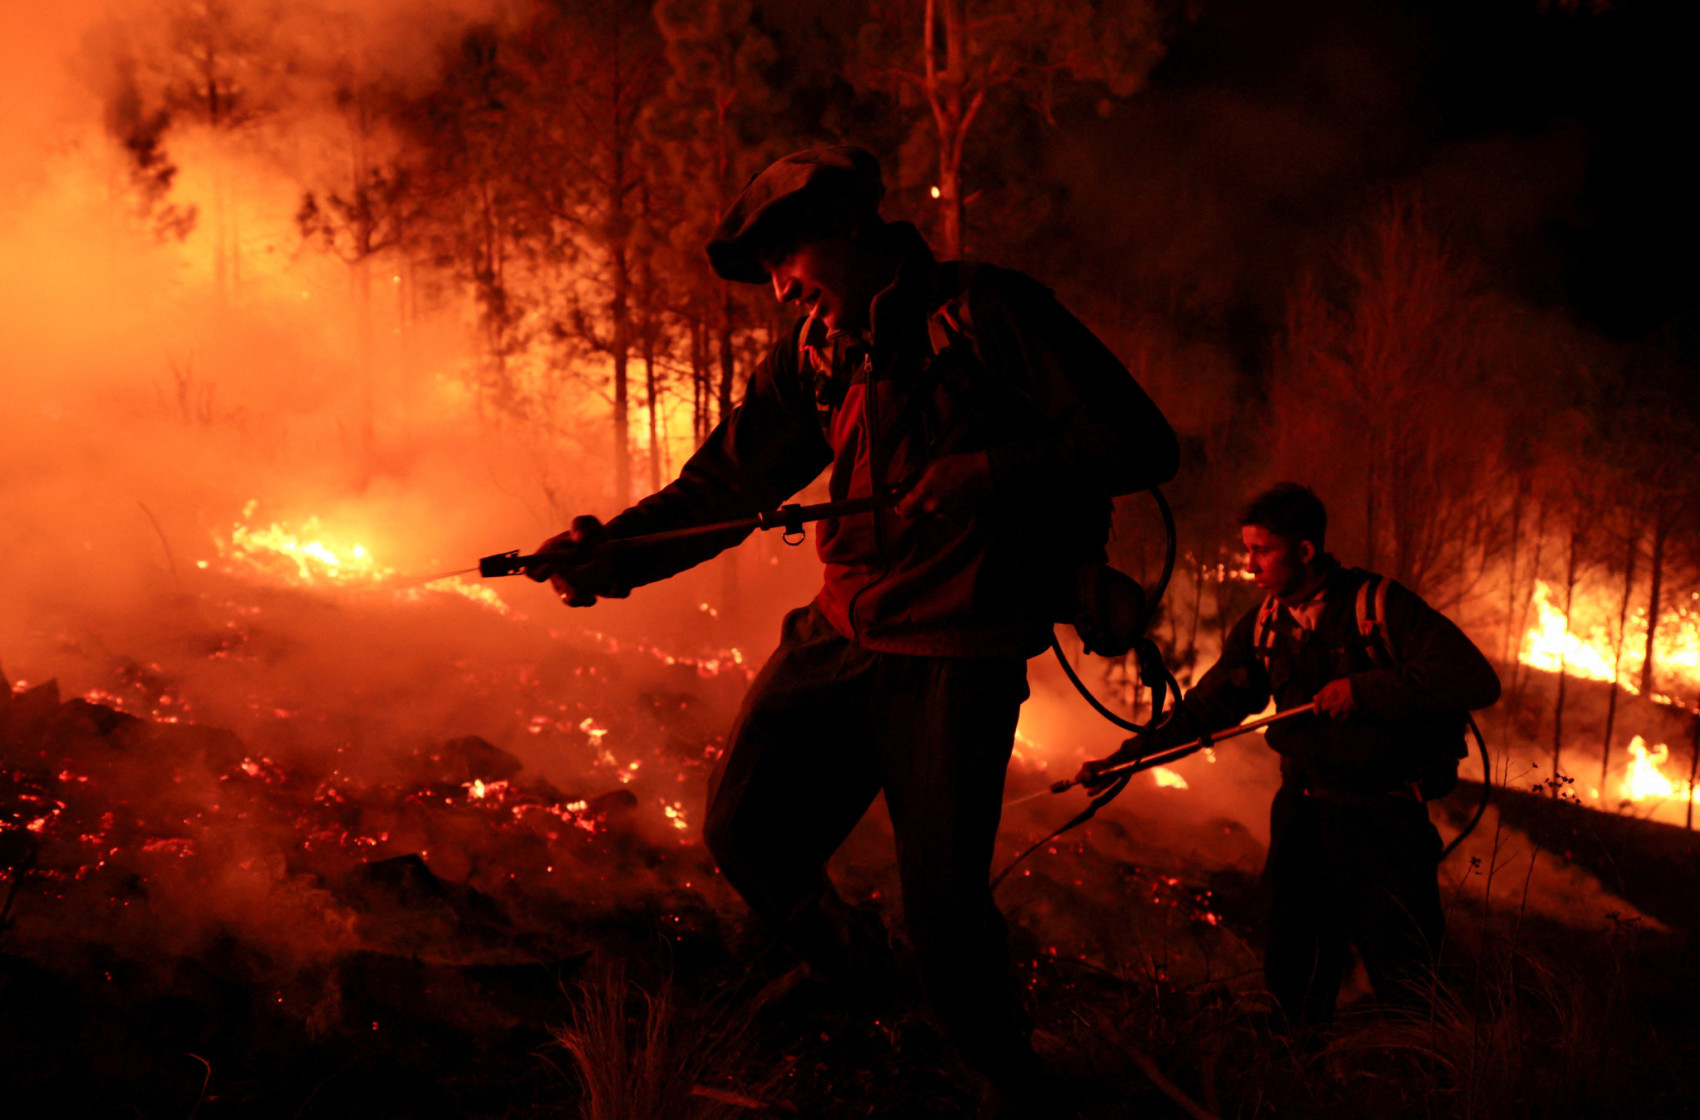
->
xmin=57 ymin=0 xmax=1700 ymax=706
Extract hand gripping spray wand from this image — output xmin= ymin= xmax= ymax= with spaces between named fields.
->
xmin=1004 ymin=702 xmax=1318 ymax=807
xmin=474 ymin=493 xmax=901 ymax=578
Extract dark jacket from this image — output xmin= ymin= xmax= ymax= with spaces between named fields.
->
xmin=1171 ymin=562 xmax=1501 ymax=793
xmin=603 ymin=223 xmax=1179 ymax=658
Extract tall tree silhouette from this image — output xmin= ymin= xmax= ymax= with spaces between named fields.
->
xmin=517 ymin=0 xmax=666 ymax=507
xmin=1274 ymin=198 xmax=1509 ymax=601
xmin=650 ymin=0 xmax=786 ymax=436
xmin=853 ymin=0 xmax=1175 ymax=257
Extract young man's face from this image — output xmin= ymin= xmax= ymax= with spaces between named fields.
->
xmin=1241 ymin=524 xmax=1317 ymax=599
xmin=765 ymin=232 xmax=871 ymax=333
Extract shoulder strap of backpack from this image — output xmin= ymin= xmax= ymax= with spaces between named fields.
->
xmin=794 ymin=307 xmax=852 ymax=438
xmin=927 ymin=261 xmax=980 ymax=357
xmin=1254 ymin=594 xmax=1282 ymax=668
xmin=795 ymin=306 xmax=828 ymax=378
xmin=1356 ymin=573 xmax=1398 ymax=668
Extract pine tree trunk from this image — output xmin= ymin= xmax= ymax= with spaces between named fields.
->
xmin=1186 ymin=558 xmax=1204 ymax=679
xmin=1552 ymin=527 xmax=1580 ymax=795
xmin=608 ymin=128 xmax=633 ymax=506
xmin=717 ymin=283 xmax=737 ymax=424
xmin=612 ymin=246 xmax=632 ymax=506
xmin=1602 ymin=524 xmax=1638 ymax=787
xmin=636 ymin=181 xmax=661 ymax=496
xmin=644 ymin=333 xmax=660 ymax=493
xmin=1509 ymin=501 xmax=1549 ymax=706
xmin=1503 ymin=474 xmax=1527 ymax=667
xmin=1687 ymin=706 xmax=1699 ymax=831
xmin=1641 ymin=511 xmax=1668 ymax=697
xmin=937 ymin=149 xmax=963 ymax=259
xmin=691 ymin=318 xmax=709 ymax=442
xmin=925 ymin=0 xmax=972 ymax=258
xmin=714 ymin=294 xmax=741 ymax=617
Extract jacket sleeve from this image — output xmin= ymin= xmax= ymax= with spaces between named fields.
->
xmin=968 ymin=269 xmax=1180 ymax=500
xmin=1155 ymin=606 xmax=1273 ymax=748
xmin=599 ymin=326 xmax=833 ymax=589
xmin=1348 ymin=581 xmax=1502 ymax=718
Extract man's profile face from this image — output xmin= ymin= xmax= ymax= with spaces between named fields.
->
xmin=1242 ymin=524 xmax=1315 ymax=599
xmin=766 ymin=233 xmax=864 ymax=333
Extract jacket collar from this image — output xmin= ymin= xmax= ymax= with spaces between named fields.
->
xmin=1274 ymin=554 xmax=1340 ymax=611
xmin=823 ymin=222 xmax=939 ymax=354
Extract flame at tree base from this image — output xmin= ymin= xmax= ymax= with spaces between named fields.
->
xmin=1619 ymin=736 xmax=1697 ymax=809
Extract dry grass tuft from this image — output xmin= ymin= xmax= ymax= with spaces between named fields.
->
xmin=554 ymin=959 xmax=786 ymax=1120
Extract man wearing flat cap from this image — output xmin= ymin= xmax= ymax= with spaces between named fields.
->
xmin=529 ymin=146 xmax=1178 ymax=1116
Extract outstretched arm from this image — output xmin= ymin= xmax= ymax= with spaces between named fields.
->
xmin=1076 ymin=606 xmax=1272 ymax=786
xmin=537 ymin=329 xmax=832 ymax=599
xmin=1165 ymin=607 xmax=1277 ymax=739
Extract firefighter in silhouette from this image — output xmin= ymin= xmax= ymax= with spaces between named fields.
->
xmin=1080 ymin=484 xmax=1500 ymax=1026
xmin=528 ymin=146 xmax=1177 ymax=1115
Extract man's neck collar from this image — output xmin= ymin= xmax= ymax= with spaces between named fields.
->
xmin=1274 ymin=554 xmax=1338 ymax=607
xmin=825 ymin=222 xmax=933 ymax=347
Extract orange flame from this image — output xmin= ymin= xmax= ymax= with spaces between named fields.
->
xmin=1619 ymin=736 xmax=1696 ymax=807
xmin=205 ymin=502 xmax=509 ymax=613
xmin=1519 ymin=580 xmax=1629 ymax=688
xmin=1517 ymin=580 xmax=1700 ymax=699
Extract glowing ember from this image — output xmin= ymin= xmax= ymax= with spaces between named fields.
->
xmin=1151 ymin=767 xmax=1188 ymax=789
xmin=406 ymin=575 xmax=513 ymax=615
xmin=580 ymin=629 xmax=752 ymax=680
xmin=1009 ymin=726 xmax=1043 ymax=764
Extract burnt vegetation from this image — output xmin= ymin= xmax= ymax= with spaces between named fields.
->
xmin=5 ymin=0 xmax=1700 ymax=1117
xmin=4 ymin=635 xmax=1699 ymax=1118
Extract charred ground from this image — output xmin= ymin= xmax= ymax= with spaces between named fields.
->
xmin=3 ymin=596 xmax=1697 ymax=1119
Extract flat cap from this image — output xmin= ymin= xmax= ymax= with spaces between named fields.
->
xmin=707 ymin=146 xmax=885 ymax=284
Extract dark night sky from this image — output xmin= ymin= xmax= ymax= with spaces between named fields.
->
xmin=1424 ymin=0 xmax=1697 ymax=340
xmin=1019 ymin=0 xmax=1697 ymax=356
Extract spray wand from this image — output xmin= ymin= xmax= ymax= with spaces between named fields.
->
xmin=1005 ymin=701 xmax=1317 ymax=808
xmin=472 ymin=492 xmax=901 ymax=579
xmin=989 ymin=701 xmax=1319 ymax=888
xmin=389 ymin=494 xmax=895 ymax=589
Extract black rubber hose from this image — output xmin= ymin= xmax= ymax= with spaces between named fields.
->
xmin=1049 ymin=634 xmax=1155 ymax=733
xmin=1145 ymin=487 xmax=1178 ymax=615
xmin=1048 ymin=487 xmax=1180 ymax=734
xmin=1441 ymin=714 xmax=1493 ymax=861
xmin=997 ymin=488 xmax=1189 ymax=887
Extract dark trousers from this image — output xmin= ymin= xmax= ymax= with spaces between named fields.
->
xmin=1263 ymin=786 xmax=1446 ymax=1025
xmin=704 ymin=604 xmax=1036 ymax=1081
